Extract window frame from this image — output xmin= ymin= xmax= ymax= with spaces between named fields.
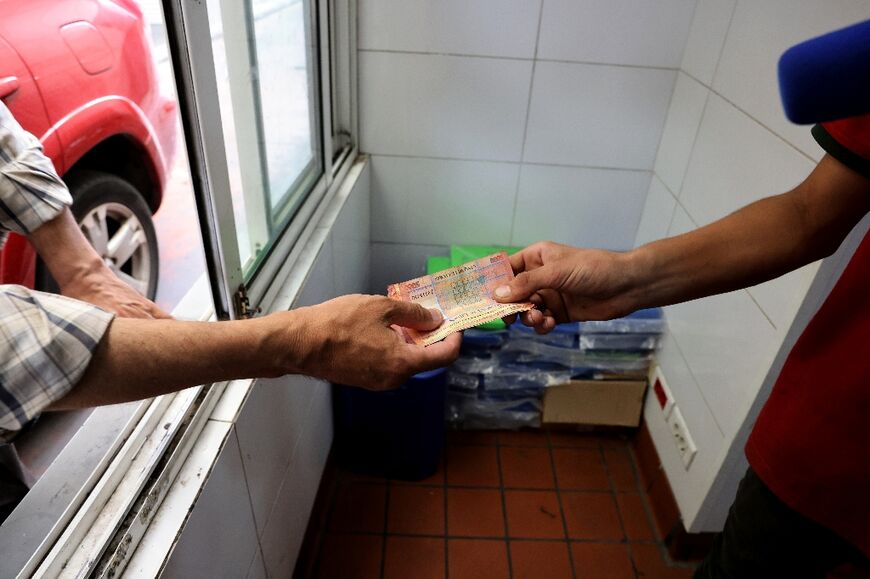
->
xmin=0 ymin=0 xmax=358 ymax=576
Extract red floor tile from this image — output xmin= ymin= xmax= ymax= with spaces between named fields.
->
xmin=316 ymin=534 xmax=383 ymax=579
xmin=500 ymin=447 xmax=556 ymax=489
xmin=328 ymin=482 xmax=386 ymax=533
xmin=448 ymin=430 xmax=498 ymax=446
xmin=547 ymin=431 xmax=605 ymax=449
xmin=553 ymin=448 xmax=611 ymax=491
xmin=510 ymin=540 xmax=574 ymax=579
xmin=383 ymin=536 xmax=445 ymax=579
xmin=617 ymin=492 xmax=655 ymax=541
xmin=498 ymin=430 xmax=550 ymax=447
xmin=447 ymin=488 xmax=505 ymax=537
xmin=448 ymin=539 xmax=510 ymax=579
xmin=599 ymin=435 xmax=632 ymax=450
xmin=447 ymin=445 xmax=500 ymax=487
xmin=571 ymin=542 xmax=636 ymax=579
xmin=605 ymin=447 xmax=639 ymax=491
xmin=504 ymin=490 xmax=565 ymax=539
xmin=632 ymin=543 xmax=696 ymax=578
xmin=563 ymin=492 xmax=624 ymax=541
xmin=388 ymin=485 xmax=445 ymax=536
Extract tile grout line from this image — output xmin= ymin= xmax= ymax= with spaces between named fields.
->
xmin=368 ymin=152 xmax=653 ymax=172
xmin=509 ymin=0 xmax=546 ymax=246
xmin=380 ymin=479 xmax=390 ymax=579
xmin=358 ymin=47 xmax=679 ymax=72
xmin=548 ymin=433 xmax=578 ymax=579
xmin=320 ymin=529 xmax=661 ymax=544
xmin=494 ymin=436 xmax=515 ymax=579
xmin=600 ymin=443 xmax=636 ymax=576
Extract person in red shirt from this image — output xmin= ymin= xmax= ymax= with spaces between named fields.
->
xmin=493 ymin=113 xmax=870 ymax=577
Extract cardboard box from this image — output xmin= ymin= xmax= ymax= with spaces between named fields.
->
xmin=542 ymin=380 xmax=647 ymax=428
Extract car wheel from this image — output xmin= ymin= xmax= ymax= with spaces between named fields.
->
xmin=36 ymin=171 xmax=160 ymax=300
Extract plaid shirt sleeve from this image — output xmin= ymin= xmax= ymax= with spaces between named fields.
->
xmin=0 ymin=101 xmax=72 ymax=239
xmin=0 ymin=103 xmax=112 ymax=441
xmin=0 ymin=287 xmax=113 ymax=442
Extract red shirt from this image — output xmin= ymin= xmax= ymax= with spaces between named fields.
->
xmin=746 ymin=117 xmax=870 ymax=555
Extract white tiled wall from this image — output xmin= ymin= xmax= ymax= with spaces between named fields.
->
xmin=360 ymin=0 xmax=696 ymax=285
xmin=633 ymin=0 xmax=870 ymax=530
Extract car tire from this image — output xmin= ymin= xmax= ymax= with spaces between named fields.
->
xmin=36 ymin=171 xmax=160 ymax=300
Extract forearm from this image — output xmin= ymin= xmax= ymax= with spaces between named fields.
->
xmin=622 ymin=155 xmax=870 ymax=310
xmin=624 ymin=193 xmax=814 ymax=309
xmin=49 ymin=312 xmax=299 ymax=410
xmin=29 ymin=208 xmax=105 ymax=289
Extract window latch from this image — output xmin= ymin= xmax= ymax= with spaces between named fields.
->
xmin=233 ymin=284 xmax=262 ymax=319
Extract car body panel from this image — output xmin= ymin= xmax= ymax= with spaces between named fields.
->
xmin=0 ymin=0 xmax=177 ymax=287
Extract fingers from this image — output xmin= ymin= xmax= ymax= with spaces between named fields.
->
xmin=494 ymin=263 xmax=559 ymax=303
xmin=385 ymin=300 xmax=443 ymax=330
xmin=409 ymin=332 xmax=462 ymax=370
xmin=148 ymin=303 xmax=173 ymax=319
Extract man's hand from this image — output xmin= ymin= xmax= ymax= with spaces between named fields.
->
xmin=493 ymin=241 xmax=636 ymax=333
xmin=29 ymin=208 xmax=170 ymax=319
xmin=60 ymin=266 xmax=171 ymax=319
xmin=278 ymin=294 xmax=462 ymax=390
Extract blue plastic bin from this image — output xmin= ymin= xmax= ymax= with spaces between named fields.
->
xmin=332 ymin=368 xmax=447 ymax=481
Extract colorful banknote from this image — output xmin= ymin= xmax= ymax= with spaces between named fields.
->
xmin=388 ymin=252 xmax=534 ymax=346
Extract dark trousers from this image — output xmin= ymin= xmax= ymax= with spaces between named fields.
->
xmin=695 ymin=468 xmax=870 ymax=579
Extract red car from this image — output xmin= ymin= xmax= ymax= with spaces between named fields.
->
xmin=0 ymin=0 xmax=177 ymax=298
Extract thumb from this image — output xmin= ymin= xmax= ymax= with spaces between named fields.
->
xmin=386 ymin=301 xmax=444 ymax=330
xmin=494 ymin=264 xmax=560 ymax=302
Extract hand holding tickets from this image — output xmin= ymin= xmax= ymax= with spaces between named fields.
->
xmin=388 ymin=252 xmax=534 ymax=346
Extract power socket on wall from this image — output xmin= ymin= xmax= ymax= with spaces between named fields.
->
xmin=668 ymin=406 xmax=697 ymax=470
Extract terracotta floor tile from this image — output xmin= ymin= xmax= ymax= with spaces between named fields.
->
xmin=448 ymin=539 xmax=510 ymax=579
xmin=328 ymin=482 xmax=386 ymax=533
xmin=447 ymin=488 xmax=505 ymax=537
xmin=547 ymin=431 xmax=604 ymax=449
xmin=498 ymin=430 xmax=550 ymax=447
xmin=631 ymin=543 xmax=696 ymax=579
xmin=383 ymin=536 xmax=445 ymax=579
xmin=553 ymin=448 xmax=610 ymax=491
xmin=510 ymin=540 xmax=574 ymax=579
xmin=563 ymin=492 xmax=624 ymax=540
xmin=504 ymin=490 xmax=565 ymax=539
xmin=388 ymin=485 xmax=445 ymax=535
xmin=500 ymin=447 xmax=556 ymax=489
xmin=447 ymin=445 xmax=500 ymax=487
xmin=605 ymin=447 xmax=639 ymax=491
xmin=570 ymin=542 xmax=635 ymax=579
xmin=599 ymin=435 xmax=631 ymax=450
xmin=447 ymin=430 xmax=499 ymax=446
xmin=617 ymin=492 xmax=655 ymax=541
xmin=316 ymin=534 xmax=383 ymax=579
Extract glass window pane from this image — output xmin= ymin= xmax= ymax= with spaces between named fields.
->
xmin=0 ymin=0 xmax=212 ymax=564
xmin=207 ymin=0 xmax=322 ymax=277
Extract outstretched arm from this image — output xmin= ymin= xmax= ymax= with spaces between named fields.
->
xmin=496 ymin=155 xmax=870 ymax=329
xmin=50 ymin=294 xmax=461 ymax=410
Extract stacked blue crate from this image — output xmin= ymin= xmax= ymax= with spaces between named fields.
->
xmin=446 ymin=309 xmax=664 ymax=429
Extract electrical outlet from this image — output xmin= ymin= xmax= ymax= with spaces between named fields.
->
xmin=668 ymin=406 xmax=697 ymax=469
xmin=650 ymin=366 xmax=674 ymax=419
